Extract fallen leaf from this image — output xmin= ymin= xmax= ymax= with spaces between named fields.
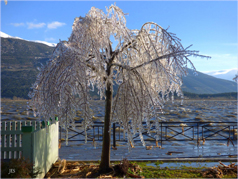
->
xmin=155 ymin=141 xmax=159 ymax=147
xmin=86 ymin=171 xmax=92 ymax=177
xmin=146 ymin=146 xmax=153 ymax=150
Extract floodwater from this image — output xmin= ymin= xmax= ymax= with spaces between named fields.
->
xmin=1 ymin=99 xmax=237 ymax=160
xmin=1 ymin=100 xmax=236 ymax=122
xmin=1 ymin=99 xmax=237 ymax=147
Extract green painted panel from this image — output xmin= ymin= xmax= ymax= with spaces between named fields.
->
xmin=33 ymin=121 xmax=59 ymax=178
xmin=22 ymin=132 xmax=32 ymax=162
xmin=22 ymin=126 xmax=34 ymax=133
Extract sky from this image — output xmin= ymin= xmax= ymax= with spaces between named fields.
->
xmin=1 ymin=0 xmax=237 ymax=72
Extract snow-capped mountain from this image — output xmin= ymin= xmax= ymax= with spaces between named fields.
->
xmin=1 ymin=31 xmax=23 ymax=40
xmin=1 ymin=31 xmax=56 ymax=47
xmin=202 ymin=68 xmax=238 ymax=81
xmin=30 ymin=40 xmax=57 ymax=47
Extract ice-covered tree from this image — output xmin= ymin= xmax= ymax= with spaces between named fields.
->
xmin=233 ymin=74 xmax=238 ymax=83
xmin=29 ymin=4 xmax=209 ymax=172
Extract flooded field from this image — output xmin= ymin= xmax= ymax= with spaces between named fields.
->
xmin=1 ymin=100 xmax=237 ymax=123
xmin=1 ymin=100 xmax=237 ymax=147
xmin=1 ymin=99 xmax=237 ymax=160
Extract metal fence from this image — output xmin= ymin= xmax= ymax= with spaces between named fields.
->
xmin=60 ymin=121 xmax=237 ymax=147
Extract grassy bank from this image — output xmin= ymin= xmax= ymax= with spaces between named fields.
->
xmin=1 ymin=97 xmax=28 ymax=102
xmin=183 ymin=92 xmax=237 ymax=100
xmin=45 ymin=160 xmax=237 ymax=178
xmin=1 ymin=91 xmax=237 ymax=102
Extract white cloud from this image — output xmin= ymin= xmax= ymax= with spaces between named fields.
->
xmin=202 ymin=68 xmax=238 ymax=81
xmin=27 ymin=22 xmax=46 ymax=29
xmin=11 ymin=21 xmax=65 ymax=30
xmin=189 ymin=52 xmax=238 ymax=72
xmin=47 ymin=21 xmax=66 ymax=29
xmin=45 ymin=37 xmax=56 ymax=42
xmin=222 ymin=43 xmax=237 ymax=47
xmin=10 ymin=23 xmax=24 ymax=27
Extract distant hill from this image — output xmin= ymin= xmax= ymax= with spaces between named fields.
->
xmin=1 ymin=37 xmax=54 ymax=98
xmin=202 ymin=68 xmax=237 ymax=81
xmin=1 ymin=36 xmax=237 ymax=99
xmin=0 ymin=31 xmax=56 ymax=47
xmin=1 ymin=37 xmax=54 ymax=66
xmin=182 ymin=69 xmax=237 ymax=94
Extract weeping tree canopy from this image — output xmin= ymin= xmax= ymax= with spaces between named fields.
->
xmin=29 ymin=4 xmax=209 ymax=147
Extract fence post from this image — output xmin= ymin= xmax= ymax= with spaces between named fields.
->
xmin=197 ymin=123 xmax=199 ymax=147
xmin=113 ymin=123 xmax=116 ymax=148
xmin=22 ymin=126 xmax=34 ymax=163
xmin=161 ymin=122 xmax=162 ymax=147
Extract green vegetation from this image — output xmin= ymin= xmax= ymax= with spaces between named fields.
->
xmin=131 ymin=161 xmax=236 ymax=178
xmin=140 ymin=166 xmax=202 ymax=178
xmin=183 ymin=91 xmax=237 ymax=100
xmin=1 ymin=38 xmax=54 ymax=65
xmin=1 ymin=70 xmax=38 ymax=99
xmin=1 ymin=37 xmax=54 ymax=99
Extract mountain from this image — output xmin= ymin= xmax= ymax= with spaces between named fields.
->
xmin=1 ymin=31 xmax=23 ymax=40
xmin=181 ymin=69 xmax=237 ymax=94
xmin=0 ymin=31 xmax=56 ymax=47
xmin=1 ymin=34 xmax=55 ymax=98
xmin=202 ymin=68 xmax=237 ymax=81
xmin=1 ymin=35 xmax=237 ymax=99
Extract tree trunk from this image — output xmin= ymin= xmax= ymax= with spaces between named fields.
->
xmin=99 ymin=66 xmax=113 ymax=172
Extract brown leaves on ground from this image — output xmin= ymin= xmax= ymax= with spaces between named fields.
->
xmin=191 ymin=161 xmax=238 ymax=178
xmin=45 ymin=158 xmax=144 ymax=178
xmin=98 ymin=158 xmax=143 ymax=178
xmin=45 ymin=160 xmax=98 ymax=178
xmin=146 ymin=146 xmax=153 ymax=150
xmin=46 ymin=160 xmax=237 ymax=178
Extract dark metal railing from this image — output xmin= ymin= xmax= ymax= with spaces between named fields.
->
xmin=60 ymin=121 xmax=237 ymax=148
xmin=158 ymin=122 xmax=237 ymax=147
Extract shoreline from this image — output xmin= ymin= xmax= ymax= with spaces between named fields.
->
xmin=1 ymin=98 xmax=237 ymax=103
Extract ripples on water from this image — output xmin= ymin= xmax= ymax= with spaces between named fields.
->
xmin=1 ymin=100 xmax=237 ymax=147
xmin=1 ymin=100 xmax=237 ymax=122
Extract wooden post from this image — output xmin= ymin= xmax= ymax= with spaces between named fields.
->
xmin=161 ymin=122 xmax=162 ymax=147
xmin=16 ymin=121 xmax=21 ymax=158
xmin=197 ymin=123 xmax=199 ymax=147
xmin=1 ymin=122 xmax=6 ymax=159
xmin=6 ymin=122 xmax=11 ymax=158
xmin=12 ymin=122 xmax=16 ymax=159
